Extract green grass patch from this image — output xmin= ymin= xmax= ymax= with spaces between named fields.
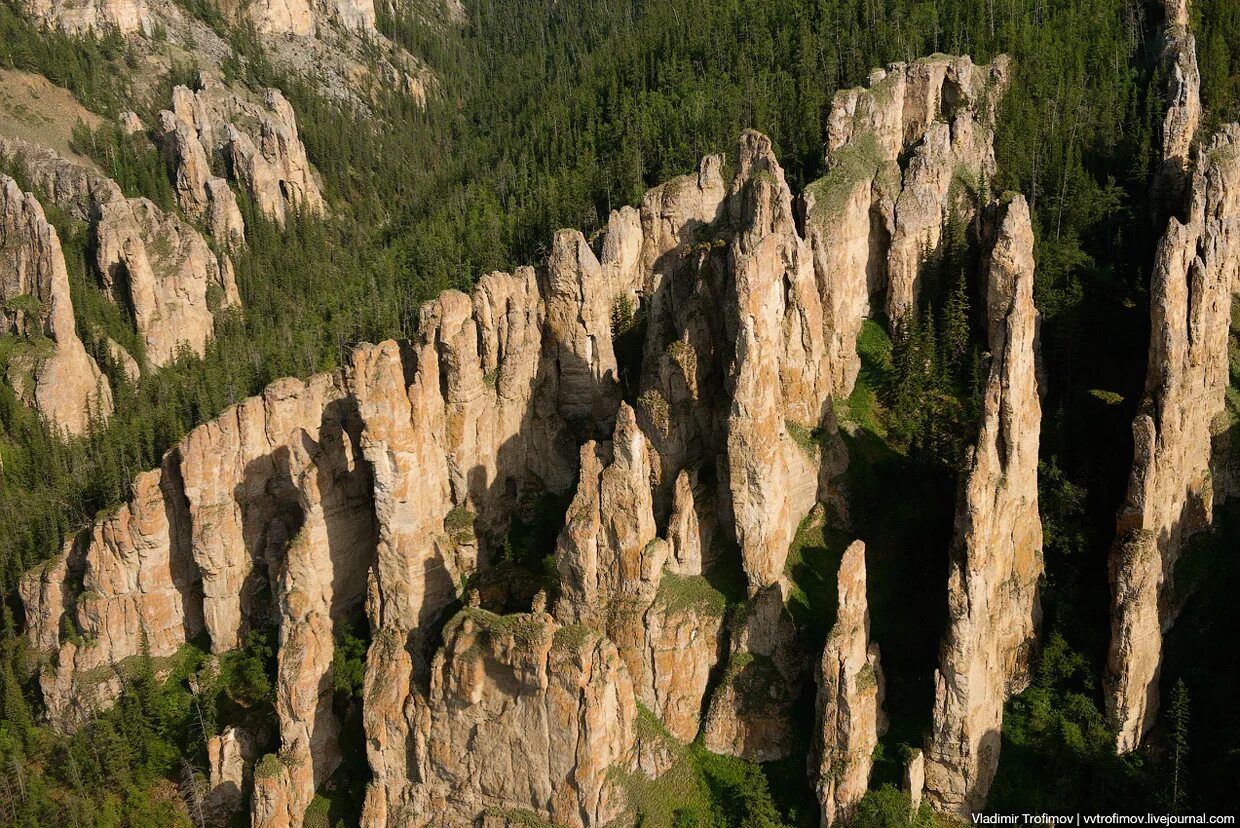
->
xmin=655 ymin=572 xmax=728 ymax=618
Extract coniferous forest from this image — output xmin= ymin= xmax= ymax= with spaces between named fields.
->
xmin=0 ymin=0 xmax=1239 ymax=825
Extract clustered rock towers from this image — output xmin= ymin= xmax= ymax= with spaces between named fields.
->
xmin=0 ymin=77 xmax=322 ymax=434
xmin=14 ymin=2 xmax=1240 ymax=826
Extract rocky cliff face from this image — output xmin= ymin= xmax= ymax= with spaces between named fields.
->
xmin=22 ymin=0 xmax=150 ymax=34
xmin=807 ymin=54 xmax=1009 ymax=376
xmin=1105 ymin=124 xmax=1240 ymax=753
xmin=156 ymin=79 xmax=324 ymax=227
xmin=95 ymin=196 xmax=240 ymax=366
xmin=924 ymin=196 xmax=1043 ymax=815
xmin=367 ymin=609 xmax=636 ymax=828
xmin=19 ymin=48 xmax=1024 ymax=813
xmin=814 ymin=540 xmax=886 ymax=827
xmin=1 ymin=174 xmax=113 ymax=435
xmin=3 ymin=129 xmax=243 ymax=375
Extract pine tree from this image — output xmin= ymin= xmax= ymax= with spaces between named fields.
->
xmin=1168 ymin=678 xmax=1190 ymax=810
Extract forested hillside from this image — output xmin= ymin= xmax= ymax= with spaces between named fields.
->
xmin=0 ymin=0 xmax=1238 ymax=824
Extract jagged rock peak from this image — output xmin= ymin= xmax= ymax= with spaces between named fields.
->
xmin=156 ymin=78 xmax=323 ymax=227
xmin=924 ymin=195 xmax=1043 ymax=816
xmin=820 ymin=54 xmax=1010 ymax=323
xmin=0 ymin=175 xmax=113 ymax=435
xmin=2 ymin=136 xmax=242 ymax=370
xmin=1106 ymin=124 xmax=1240 ymax=753
xmin=95 ymin=196 xmax=241 ymax=366
xmin=815 ymin=540 xmax=886 ymax=827
xmin=1159 ymin=0 xmax=1201 ymax=174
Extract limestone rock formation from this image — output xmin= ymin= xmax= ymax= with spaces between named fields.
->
xmin=1159 ymin=0 xmax=1200 ymax=173
xmin=809 ymin=54 xmax=1010 ymax=361
xmin=21 ymin=0 xmax=150 ymax=34
xmin=207 ymin=726 xmax=247 ymax=818
xmin=724 ymin=130 xmax=823 ymax=590
xmin=1106 ymin=125 xmax=1240 ymax=753
xmin=553 ymin=403 xmax=724 ymax=744
xmin=0 ymin=136 xmax=123 ymax=221
xmin=179 ymin=372 xmax=366 ymax=654
xmin=924 ymin=196 xmax=1043 ymax=815
xmin=95 ymin=197 xmax=241 ymax=366
xmin=815 ymin=541 xmax=886 ymax=827
xmin=157 ymin=80 xmax=323 ymax=227
xmin=259 ymin=403 xmax=378 ymax=826
xmin=2 ymin=135 xmax=242 ymax=369
xmin=381 ymin=608 xmax=637 ymax=828
xmin=702 ymin=583 xmax=804 ymax=761
xmin=1 ymin=175 xmax=113 ymax=435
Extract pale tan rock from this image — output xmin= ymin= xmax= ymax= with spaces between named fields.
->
xmin=924 ymin=196 xmax=1043 ymax=816
xmin=1 ymin=175 xmax=113 ymax=435
xmin=179 ymin=373 xmax=354 ymax=653
xmin=816 ymin=55 xmax=1010 ymax=328
xmin=263 ymin=406 xmax=377 ymax=827
xmin=815 ymin=540 xmax=886 ymax=827
xmin=105 ymin=336 xmax=141 ymax=384
xmin=17 ymin=541 xmax=71 ymax=655
xmin=70 ymin=465 xmax=201 ymax=668
xmin=206 ymin=726 xmax=246 ymax=817
xmin=1160 ymin=0 xmax=1200 ymax=172
xmin=906 ymin=748 xmax=925 ymax=813
xmin=154 ymin=110 xmax=246 ymax=245
xmin=21 ymin=0 xmax=150 ymax=34
xmin=553 ymin=404 xmax=723 ymax=744
xmin=158 ymin=83 xmax=323 ymax=227
xmin=403 ymin=609 xmax=637 ymax=827
xmin=1106 ymin=126 xmax=1240 ymax=753
xmin=0 ymin=136 xmax=122 ymax=222
xmin=725 ymin=131 xmax=821 ymax=589
xmin=95 ymin=197 xmax=240 ymax=366
xmin=703 ymin=583 xmax=804 ymax=761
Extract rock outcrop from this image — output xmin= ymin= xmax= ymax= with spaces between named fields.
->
xmin=1 ymin=174 xmax=113 ymax=435
xmin=806 ymin=54 xmax=1009 ymax=383
xmin=156 ymin=80 xmax=323 ymax=227
xmin=360 ymin=609 xmax=636 ymax=828
xmin=924 ymin=196 xmax=1043 ymax=815
xmin=0 ymin=136 xmax=123 ymax=221
xmin=1105 ymin=125 xmax=1240 ymax=752
xmin=554 ymin=403 xmax=725 ymax=744
xmin=2 ymin=135 xmax=242 ymax=370
xmin=21 ymin=0 xmax=150 ymax=34
xmin=258 ymin=397 xmax=377 ymax=826
xmin=95 ymin=196 xmax=240 ymax=366
xmin=1159 ymin=0 xmax=1200 ymax=175
xmin=815 ymin=541 xmax=886 ymax=827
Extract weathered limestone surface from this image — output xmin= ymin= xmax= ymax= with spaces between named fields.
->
xmin=1160 ymin=0 xmax=1200 ymax=173
xmin=0 ymin=136 xmax=123 ymax=221
xmin=95 ymin=196 xmax=240 ymax=366
xmin=811 ymin=54 xmax=1010 ymax=352
xmin=258 ymin=394 xmax=377 ymax=827
xmin=400 ymin=609 xmax=636 ymax=828
xmin=179 ymin=372 xmax=360 ymax=654
xmin=22 ymin=0 xmax=150 ymax=33
xmin=702 ymin=582 xmax=803 ymax=762
xmin=924 ymin=196 xmax=1043 ymax=816
xmin=207 ymin=726 xmax=247 ymax=819
xmin=1106 ymin=125 xmax=1240 ymax=753
xmin=1 ymin=174 xmax=113 ymax=434
xmin=815 ymin=540 xmax=886 ymax=827
xmin=554 ymin=403 xmax=724 ymax=744
xmin=2 ymin=136 xmax=241 ymax=369
xmin=157 ymin=80 xmax=323 ymax=226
